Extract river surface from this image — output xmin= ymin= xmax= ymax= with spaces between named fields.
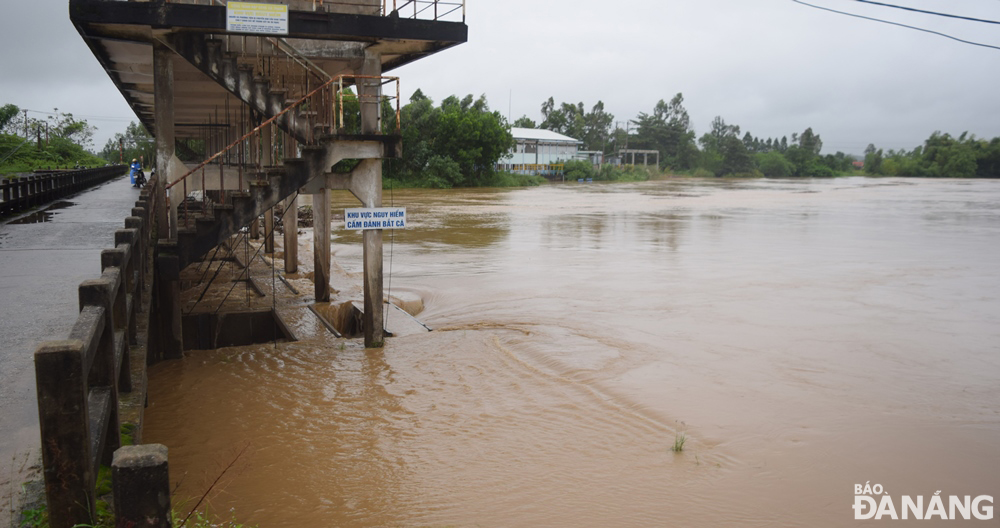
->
xmin=145 ymin=177 xmax=1000 ymax=526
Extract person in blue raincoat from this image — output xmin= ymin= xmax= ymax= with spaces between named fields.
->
xmin=129 ymin=158 xmax=141 ymax=184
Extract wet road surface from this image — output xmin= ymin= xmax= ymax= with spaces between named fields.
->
xmin=0 ymin=174 xmax=143 ymax=514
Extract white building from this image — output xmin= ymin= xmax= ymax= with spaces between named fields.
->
xmin=497 ymin=127 xmax=583 ymax=176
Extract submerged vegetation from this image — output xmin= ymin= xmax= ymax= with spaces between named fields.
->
xmin=562 ymin=160 xmax=653 ymax=182
xmin=672 ymin=433 xmax=687 ymax=453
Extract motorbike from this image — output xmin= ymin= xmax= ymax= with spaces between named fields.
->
xmin=133 ymin=169 xmax=146 ymax=188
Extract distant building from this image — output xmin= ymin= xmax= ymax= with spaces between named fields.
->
xmin=578 ymin=150 xmax=605 ymax=166
xmin=853 ymin=161 xmax=865 ymax=170
xmin=616 ymin=149 xmax=660 ymax=168
xmin=497 ymin=127 xmax=583 ymax=178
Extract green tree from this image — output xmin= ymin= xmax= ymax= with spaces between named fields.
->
xmin=47 ymin=109 xmax=96 ymax=149
xmin=631 ymin=93 xmax=697 ymax=169
xmin=513 ymin=116 xmax=536 ymax=128
xmin=697 ymin=116 xmax=752 ymax=176
xmin=798 ymin=127 xmax=822 ymax=156
xmin=720 ymin=135 xmax=754 ymax=175
xmin=434 ymin=95 xmax=514 ymax=185
xmin=756 ymin=151 xmax=795 ymax=178
xmin=864 ymin=144 xmax=883 ymax=175
xmin=922 ymin=132 xmax=977 ymax=178
xmin=391 ymin=92 xmax=513 ymax=187
xmin=973 ymin=138 xmax=1000 ymax=178
xmin=100 ymin=121 xmax=154 ymax=165
xmin=700 ymin=116 xmax=740 ymax=153
xmin=540 ymin=97 xmax=579 ymax=136
xmin=0 ymin=104 xmax=20 ymax=133
xmin=580 ymin=101 xmax=614 ymax=153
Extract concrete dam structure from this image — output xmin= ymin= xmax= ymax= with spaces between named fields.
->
xmin=30 ymin=1 xmax=467 ymax=525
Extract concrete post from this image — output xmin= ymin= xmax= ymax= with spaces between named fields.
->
xmin=112 ymin=444 xmax=171 ymax=527
xmin=77 ymin=276 xmax=122 ymax=469
xmin=153 ymin=40 xmax=175 ymax=239
xmin=313 ymin=189 xmax=331 ymax=302
xmin=262 ymin=125 xmax=275 ymax=254
xmin=359 ymin=51 xmax=384 ymax=348
xmin=250 ymin=219 xmax=260 ymax=240
xmin=283 ymin=194 xmax=298 ymax=273
xmin=34 ymin=340 xmax=95 ymax=528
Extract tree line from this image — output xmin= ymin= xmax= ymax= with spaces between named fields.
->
xmin=515 ymin=94 xmax=1000 ymax=179
xmin=10 ymin=92 xmax=999 ymax=183
xmin=863 ymin=132 xmax=1000 ymax=179
xmin=0 ymin=103 xmax=105 ymax=174
xmin=517 ymin=94 xmax=855 ymax=178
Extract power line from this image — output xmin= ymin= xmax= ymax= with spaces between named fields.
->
xmin=22 ymin=108 xmax=134 ymax=122
xmin=853 ymin=0 xmax=1000 ymax=25
xmin=791 ymin=0 xmax=1000 ymax=51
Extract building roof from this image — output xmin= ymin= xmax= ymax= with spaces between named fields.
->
xmin=510 ymin=127 xmax=582 ymax=143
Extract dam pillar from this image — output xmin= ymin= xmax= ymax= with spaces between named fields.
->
xmin=360 ymin=50 xmax=384 ymax=348
xmin=313 ymin=188 xmax=331 ymax=303
xmin=262 ymin=124 xmax=275 ymax=254
xmin=283 ymin=194 xmax=298 ymax=273
xmin=152 ymin=248 xmax=183 ymax=360
xmin=283 ymin=131 xmax=299 ymax=273
xmin=153 ymin=40 xmax=174 ymax=239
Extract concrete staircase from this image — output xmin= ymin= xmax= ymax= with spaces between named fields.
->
xmin=164 ymin=33 xmax=399 ymax=269
xmin=167 ymin=33 xmax=320 ymax=143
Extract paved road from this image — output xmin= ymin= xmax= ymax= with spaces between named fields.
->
xmin=0 ymin=174 xmax=143 ymax=492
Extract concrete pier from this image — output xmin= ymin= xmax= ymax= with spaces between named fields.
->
xmin=283 ymin=194 xmax=299 ymax=273
xmin=313 ymin=188 xmax=332 ymax=303
xmin=153 ymin=40 xmax=175 ymax=240
xmin=360 ymin=51 xmax=385 ymax=348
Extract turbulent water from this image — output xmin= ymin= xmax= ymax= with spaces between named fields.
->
xmin=144 ymin=177 xmax=1000 ymax=526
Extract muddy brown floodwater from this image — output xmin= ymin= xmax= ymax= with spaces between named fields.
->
xmin=145 ymin=177 xmax=1000 ymax=527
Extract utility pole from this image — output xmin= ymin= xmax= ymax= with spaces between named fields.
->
xmin=23 ymin=110 xmax=28 ymax=138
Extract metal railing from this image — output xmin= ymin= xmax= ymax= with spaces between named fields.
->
xmin=158 ymin=0 xmax=466 ymax=22
xmin=384 ymin=0 xmax=465 ymax=21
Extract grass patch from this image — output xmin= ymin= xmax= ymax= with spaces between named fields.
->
xmin=671 ymin=433 xmax=687 ymax=453
xmin=15 ymin=454 xmax=257 ymax=528
xmin=120 ymin=423 xmax=136 ymax=446
xmin=18 ymin=503 xmax=256 ymax=528
xmin=478 ymin=171 xmax=547 ymax=188
xmin=18 ymin=504 xmax=47 ymax=528
xmin=384 ymin=171 xmax=546 ymax=190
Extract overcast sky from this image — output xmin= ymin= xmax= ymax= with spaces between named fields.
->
xmin=2 ymin=0 xmax=998 ymax=155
